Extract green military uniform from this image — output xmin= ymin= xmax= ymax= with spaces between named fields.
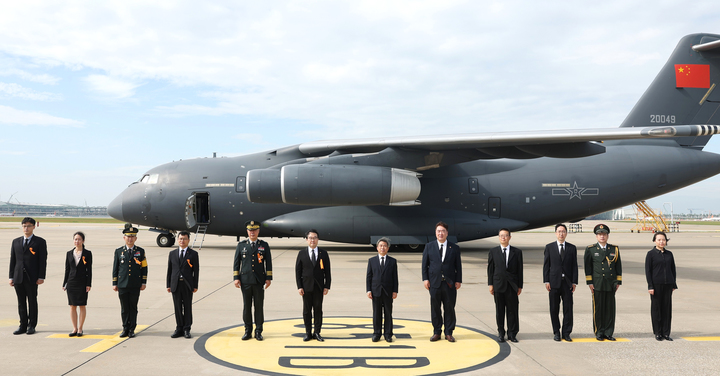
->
xmin=112 ymin=242 xmax=148 ymax=335
xmin=233 ymin=222 xmax=272 ymax=339
xmin=584 ymin=241 xmax=622 ymax=339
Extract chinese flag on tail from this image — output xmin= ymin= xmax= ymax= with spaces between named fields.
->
xmin=675 ymin=64 xmax=710 ymax=88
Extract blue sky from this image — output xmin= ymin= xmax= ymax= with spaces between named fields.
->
xmin=1 ymin=1 xmax=720 ymax=216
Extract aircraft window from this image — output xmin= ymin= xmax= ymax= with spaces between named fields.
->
xmin=148 ymin=174 xmax=159 ymax=184
xmin=140 ymin=175 xmax=150 ymax=183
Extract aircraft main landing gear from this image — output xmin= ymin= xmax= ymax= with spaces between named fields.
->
xmin=156 ymin=233 xmax=176 ymax=247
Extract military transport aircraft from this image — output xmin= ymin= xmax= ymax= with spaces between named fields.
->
xmin=108 ymin=33 xmax=720 ymax=249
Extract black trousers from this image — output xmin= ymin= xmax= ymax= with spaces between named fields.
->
xmin=118 ymin=287 xmax=140 ymax=331
xmin=372 ymin=290 xmax=394 ymax=336
xmin=650 ymin=284 xmax=673 ymax=336
xmin=549 ymin=280 xmax=573 ymax=336
xmin=302 ymin=288 xmax=324 ymax=334
xmin=14 ymin=273 xmax=39 ymax=329
xmin=242 ymin=283 xmax=265 ymax=332
xmin=172 ymin=280 xmax=193 ymax=331
xmin=429 ymin=282 xmax=457 ymax=335
xmin=494 ymin=286 xmax=519 ymax=337
xmin=592 ymin=289 xmax=616 ymax=337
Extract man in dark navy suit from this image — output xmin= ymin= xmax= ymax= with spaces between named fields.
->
xmin=166 ymin=231 xmax=199 ymax=339
xmin=488 ymin=228 xmax=523 ymax=343
xmin=8 ymin=217 xmax=47 ymax=335
xmin=295 ymin=229 xmax=331 ymax=341
xmin=543 ymin=224 xmax=578 ymax=342
xmin=366 ymin=237 xmax=398 ymax=342
xmin=422 ymin=221 xmax=462 ymax=342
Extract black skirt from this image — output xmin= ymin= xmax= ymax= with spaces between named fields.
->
xmin=66 ymin=280 xmax=88 ymax=306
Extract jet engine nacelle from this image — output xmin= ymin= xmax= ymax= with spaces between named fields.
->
xmin=247 ymin=165 xmax=421 ymax=206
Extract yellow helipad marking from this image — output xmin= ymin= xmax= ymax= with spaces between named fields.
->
xmin=46 ymin=325 xmax=149 ymax=353
xmin=202 ymin=317 xmax=503 ymax=375
xmin=569 ymin=337 xmax=631 ymax=342
xmin=682 ymin=336 xmax=720 ymax=341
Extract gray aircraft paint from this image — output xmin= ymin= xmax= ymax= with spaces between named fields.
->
xmin=108 ymin=33 xmax=720 ymax=247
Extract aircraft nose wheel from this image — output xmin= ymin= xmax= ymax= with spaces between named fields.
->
xmin=157 ymin=233 xmax=176 ymax=247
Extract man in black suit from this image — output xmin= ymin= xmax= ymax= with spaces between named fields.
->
xmin=366 ymin=237 xmax=398 ymax=342
xmin=295 ymin=229 xmax=331 ymax=341
xmin=488 ymin=228 xmax=523 ymax=343
xmin=422 ymin=221 xmax=462 ymax=342
xmin=8 ymin=217 xmax=47 ymax=335
xmin=166 ymin=231 xmax=199 ymax=339
xmin=543 ymin=224 xmax=578 ymax=342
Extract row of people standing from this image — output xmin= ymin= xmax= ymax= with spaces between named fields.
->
xmin=8 ymin=217 xmax=677 ymax=343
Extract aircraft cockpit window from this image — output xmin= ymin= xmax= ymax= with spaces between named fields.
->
xmin=139 ymin=174 xmax=159 ymax=184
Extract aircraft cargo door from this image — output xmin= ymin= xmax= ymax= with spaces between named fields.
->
xmin=489 ymin=197 xmax=501 ymax=219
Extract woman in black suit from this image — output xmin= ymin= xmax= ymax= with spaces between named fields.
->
xmin=645 ymin=231 xmax=677 ymax=341
xmin=62 ymin=231 xmax=92 ymax=337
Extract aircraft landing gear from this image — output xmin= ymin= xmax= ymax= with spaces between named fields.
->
xmin=157 ymin=233 xmax=176 ymax=247
xmin=403 ymin=244 xmax=425 ymax=252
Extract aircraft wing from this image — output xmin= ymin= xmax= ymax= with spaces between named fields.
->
xmin=298 ymin=124 xmax=720 ymax=155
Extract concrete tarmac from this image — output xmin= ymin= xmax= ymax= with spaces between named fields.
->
xmin=1 ymin=220 xmax=719 ymax=375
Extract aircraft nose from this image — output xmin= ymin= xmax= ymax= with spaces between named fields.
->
xmin=107 ymin=193 xmax=124 ymax=221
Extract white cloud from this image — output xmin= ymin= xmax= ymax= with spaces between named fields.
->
xmin=0 ymin=68 xmax=60 ymax=85
xmin=0 ymin=82 xmax=59 ymax=100
xmin=0 ymin=105 xmax=83 ymax=126
xmin=83 ymin=74 xmax=141 ymax=99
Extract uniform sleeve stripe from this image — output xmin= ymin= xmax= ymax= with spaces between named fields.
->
xmin=233 ymin=271 xmax=239 ymax=276
xmin=617 ymin=276 xmax=622 ymax=280
xmin=585 ymin=275 xmax=592 ymax=281
xmin=266 ymin=271 xmax=273 ymax=276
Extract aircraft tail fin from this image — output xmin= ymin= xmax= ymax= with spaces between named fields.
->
xmin=620 ymin=33 xmax=720 ymax=149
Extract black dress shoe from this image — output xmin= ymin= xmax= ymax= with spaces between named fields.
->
xmin=430 ymin=334 xmax=441 ymax=342
xmin=605 ymin=336 xmax=616 ymax=341
xmin=119 ymin=330 xmax=129 ymax=338
xmin=562 ymin=335 xmax=572 ymax=342
xmin=384 ymin=335 xmax=393 ymax=343
xmin=77 ymin=331 xmax=83 ymax=337
xmin=128 ymin=331 xmax=136 ymax=338
xmin=372 ymin=335 xmax=381 ymax=342
xmin=69 ymin=332 xmax=78 ymax=337
xmin=596 ymin=336 xmax=604 ymax=341
xmin=314 ymin=333 xmax=324 ymax=342
xmin=655 ymin=335 xmax=663 ymax=341
xmin=509 ymin=336 xmax=519 ymax=343
xmin=664 ymin=336 xmax=673 ymax=341
xmin=254 ymin=331 xmax=262 ymax=341
xmin=303 ymin=333 xmax=312 ymax=341
xmin=184 ymin=330 xmax=192 ymax=339
xmin=498 ymin=336 xmax=506 ymax=343
xmin=26 ymin=327 xmax=35 ymax=335
xmin=13 ymin=327 xmax=27 ymax=335
xmin=171 ymin=330 xmax=183 ymax=338
xmin=242 ymin=331 xmax=252 ymax=340
xmin=554 ymin=333 xmax=561 ymax=342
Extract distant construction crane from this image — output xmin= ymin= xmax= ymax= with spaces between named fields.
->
xmin=631 ymin=201 xmax=675 ymax=233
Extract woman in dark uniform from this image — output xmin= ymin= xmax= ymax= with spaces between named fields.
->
xmin=62 ymin=231 xmax=92 ymax=337
xmin=645 ymin=231 xmax=677 ymax=341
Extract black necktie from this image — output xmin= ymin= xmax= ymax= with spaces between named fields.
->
xmin=180 ymin=249 xmax=185 ymax=259
xmin=439 ymin=244 xmax=444 ymax=260
xmin=502 ymin=247 xmax=507 ymax=267
xmin=24 ymin=238 xmax=29 ymax=250
xmin=381 ymin=256 xmax=385 ymax=271
xmin=311 ymin=250 xmax=316 ymax=265
xmin=560 ymin=244 xmax=565 ymax=260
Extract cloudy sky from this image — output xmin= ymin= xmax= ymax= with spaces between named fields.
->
xmin=1 ymin=1 xmax=720 ymax=216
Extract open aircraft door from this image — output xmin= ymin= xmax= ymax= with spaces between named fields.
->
xmin=184 ymin=195 xmax=197 ymax=229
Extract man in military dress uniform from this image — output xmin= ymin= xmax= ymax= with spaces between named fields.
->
xmin=584 ymin=224 xmax=622 ymax=341
xmin=112 ymin=224 xmax=148 ymax=338
xmin=234 ymin=220 xmax=272 ymax=341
